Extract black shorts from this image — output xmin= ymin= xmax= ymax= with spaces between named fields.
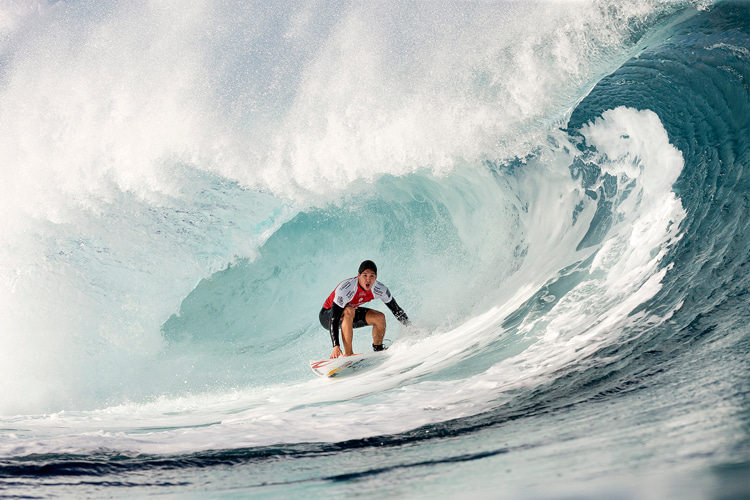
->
xmin=319 ymin=306 xmax=372 ymax=330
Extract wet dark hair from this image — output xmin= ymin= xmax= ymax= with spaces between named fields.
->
xmin=358 ymin=260 xmax=377 ymax=275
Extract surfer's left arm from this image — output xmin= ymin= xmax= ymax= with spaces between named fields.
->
xmin=385 ymin=297 xmax=410 ymax=326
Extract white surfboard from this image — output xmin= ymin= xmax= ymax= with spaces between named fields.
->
xmin=310 ymin=350 xmax=388 ymax=378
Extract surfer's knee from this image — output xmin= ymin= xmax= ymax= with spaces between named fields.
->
xmin=367 ymin=310 xmax=385 ymax=328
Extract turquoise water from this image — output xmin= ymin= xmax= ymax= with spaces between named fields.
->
xmin=0 ymin=1 xmax=748 ymax=498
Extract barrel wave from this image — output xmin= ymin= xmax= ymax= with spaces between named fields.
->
xmin=0 ymin=1 xmax=748 ymax=498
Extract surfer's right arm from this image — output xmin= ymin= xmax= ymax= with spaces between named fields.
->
xmin=329 ymin=303 xmax=344 ymax=358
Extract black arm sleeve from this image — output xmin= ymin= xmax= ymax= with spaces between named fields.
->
xmin=386 ymin=297 xmax=410 ymax=326
xmin=329 ymin=303 xmax=344 ymax=347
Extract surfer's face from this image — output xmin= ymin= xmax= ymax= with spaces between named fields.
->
xmin=358 ymin=270 xmax=376 ymax=291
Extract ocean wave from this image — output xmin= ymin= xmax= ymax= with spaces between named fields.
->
xmin=0 ymin=1 xmax=748 ymax=498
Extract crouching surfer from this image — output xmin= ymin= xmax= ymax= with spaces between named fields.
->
xmin=319 ymin=260 xmax=409 ymax=359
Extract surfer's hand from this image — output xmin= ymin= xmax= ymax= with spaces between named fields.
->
xmin=330 ymin=346 xmax=343 ymax=359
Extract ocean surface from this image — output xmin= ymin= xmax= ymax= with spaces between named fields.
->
xmin=0 ymin=0 xmax=748 ymax=498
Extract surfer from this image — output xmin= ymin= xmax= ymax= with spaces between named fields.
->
xmin=320 ymin=260 xmax=409 ymax=359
